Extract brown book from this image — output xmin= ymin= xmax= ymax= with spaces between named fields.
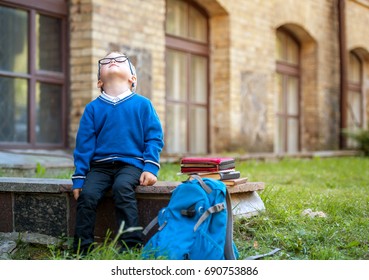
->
xmin=196 ymin=170 xmax=240 ymax=180
xmin=222 ymin=177 xmax=248 ymax=186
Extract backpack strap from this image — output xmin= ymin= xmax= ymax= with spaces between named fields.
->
xmin=190 ymin=174 xmax=212 ymax=194
xmin=142 ymin=216 xmax=158 ymax=236
xmin=244 ymin=248 xmax=281 ymax=260
xmin=224 ymin=188 xmax=237 ymax=260
xmin=143 ymin=176 xmax=209 ymax=236
xmin=142 ymin=215 xmax=169 ymax=236
xmin=193 ymin=203 xmax=225 ymax=231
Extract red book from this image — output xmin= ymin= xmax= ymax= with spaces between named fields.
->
xmin=180 ymin=157 xmax=235 ymax=173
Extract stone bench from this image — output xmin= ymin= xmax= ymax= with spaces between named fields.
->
xmin=0 ymin=177 xmax=265 ymax=242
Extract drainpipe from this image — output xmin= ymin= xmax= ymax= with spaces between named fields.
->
xmin=338 ymin=0 xmax=348 ymax=149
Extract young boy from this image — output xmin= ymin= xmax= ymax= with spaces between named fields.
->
xmin=72 ymin=51 xmax=164 ymax=254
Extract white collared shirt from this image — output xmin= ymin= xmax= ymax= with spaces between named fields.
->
xmin=101 ymin=89 xmax=132 ymax=103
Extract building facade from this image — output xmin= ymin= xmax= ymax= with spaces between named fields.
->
xmin=1 ymin=0 xmax=369 ymax=155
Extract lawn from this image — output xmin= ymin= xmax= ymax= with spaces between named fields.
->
xmin=225 ymin=156 xmax=369 ymax=260
xmin=9 ymin=156 xmax=369 ymax=260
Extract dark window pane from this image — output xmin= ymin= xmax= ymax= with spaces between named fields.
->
xmin=0 ymin=77 xmax=28 ymax=142
xmin=36 ymin=14 xmax=62 ymax=72
xmin=36 ymin=82 xmax=62 ymax=143
xmin=0 ymin=6 xmax=28 ymax=73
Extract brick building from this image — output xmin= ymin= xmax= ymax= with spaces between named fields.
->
xmin=1 ymin=0 xmax=368 ymax=155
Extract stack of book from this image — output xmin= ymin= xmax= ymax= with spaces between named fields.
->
xmin=180 ymin=157 xmax=248 ymax=187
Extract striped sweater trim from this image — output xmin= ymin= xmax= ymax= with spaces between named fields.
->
xmin=145 ymin=159 xmax=161 ymax=168
xmin=72 ymin=175 xmax=86 ymax=179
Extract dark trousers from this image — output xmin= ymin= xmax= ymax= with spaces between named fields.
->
xmin=73 ymin=162 xmax=143 ymax=253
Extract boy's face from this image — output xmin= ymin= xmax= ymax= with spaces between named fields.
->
xmin=98 ymin=52 xmax=136 ymax=87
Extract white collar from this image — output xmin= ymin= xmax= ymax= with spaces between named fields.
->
xmin=101 ymin=89 xmax=132 ymax=102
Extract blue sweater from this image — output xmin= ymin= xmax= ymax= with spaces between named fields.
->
xmin=72 ymin=93 xmax=164 ymax=189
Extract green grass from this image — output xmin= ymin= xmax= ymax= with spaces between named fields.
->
xmin=7 ymin=156 xmax=369 ymax=260
xmin=227 ymin=156 xmax=369 ymax=260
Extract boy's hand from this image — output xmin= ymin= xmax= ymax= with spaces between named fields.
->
xmin=140 ymin=171 xmax=157 ymax=186
xmin=73 ymin=188 xmax=82 ymax=200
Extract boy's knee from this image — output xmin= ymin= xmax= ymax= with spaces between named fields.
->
xmin=78 ymin=190 xmax=100 ymax=207
xmin=112 ymin=182 xmax=135 ymax=195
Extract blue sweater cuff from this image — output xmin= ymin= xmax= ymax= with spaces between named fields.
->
xmin=143 ymin=162 xmax=160 ymax=177
xmin=72 ymin=178 xmax=85 ymax=189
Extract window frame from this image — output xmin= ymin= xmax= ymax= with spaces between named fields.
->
xmin=347 ymin=52 xmax=363 ymax=129
xmin=165 ymin=0 xmax=210 ymax=154
xmin=275 ymin=29 xmax=301 ymax=153
xmin=0 ymin=0 xmax=68 ymax=149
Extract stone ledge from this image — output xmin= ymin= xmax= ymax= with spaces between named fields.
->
xmin=0 ymin=177 xmax=265 ymax=240
xmin=0 ymin=177 xmax=264 ymax=194
xmin=0 ymin=177 xmax=72 ymax=193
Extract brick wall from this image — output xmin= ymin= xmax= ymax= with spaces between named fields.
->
xmin=69 ymin=0 xmax=166 ymax=144
xmin=68 ymin=0 xmax=369 ymax=153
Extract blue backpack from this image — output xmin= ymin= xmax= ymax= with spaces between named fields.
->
xmin=142 ymin=175 xmax=238 ymax=260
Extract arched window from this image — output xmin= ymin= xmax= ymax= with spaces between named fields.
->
xmin=275 ymin=29 xmax=300 ymax=153
xmin=346 ymin=52 xmax=363 ymax=147
xmin=165 ymin=0 xmax=209 ymax=154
